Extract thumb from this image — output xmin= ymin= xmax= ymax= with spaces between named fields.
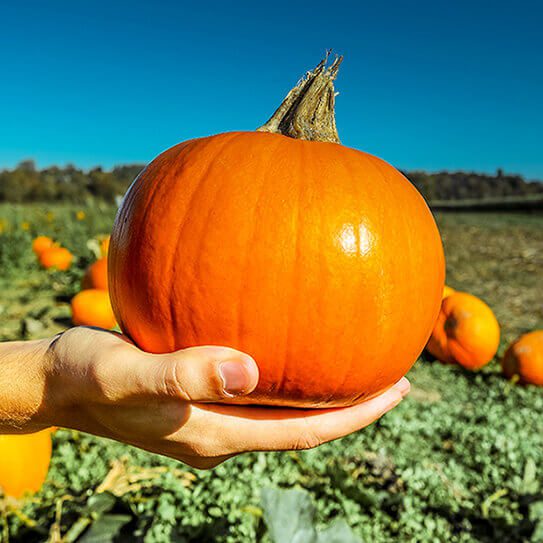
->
xmin=53 ymin=328 xmax=259 ymax=405
xmin=147 ymin=346 xmax=260 ymax=402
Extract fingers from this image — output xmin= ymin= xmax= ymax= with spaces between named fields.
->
xmin=190 ymin=378 xmax=410 ymax=455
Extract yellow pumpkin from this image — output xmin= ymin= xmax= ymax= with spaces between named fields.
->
xmin=0 ymin=429 xmax=52 ymax=498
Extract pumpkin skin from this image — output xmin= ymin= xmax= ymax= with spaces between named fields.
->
xmin=0 ymin=429 xmax=52 ymax=498
xmin=109 ymin=131 xmax=445 ymax=407
xmin=443 ymin=285 xmax=455 ymax=299
xmin=39 ymin=246 xmax=73 ymax=270
xmin=82 ymin=257 xmax=108 ymax=291
xmin=427 ymin=292 xmax=500 ymax=370
xmin=71 ymin=289 xmax=116 ymax=329
xmin=502 ymin=330 xmax=543 ymax=386
xmin=32 ymin=236 xmax=54 ymax=256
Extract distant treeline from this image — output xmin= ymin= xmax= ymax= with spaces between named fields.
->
xmin=0 ymin=161 xmax=143 ymax=203
xmin=406 ymin=169 xmax=543 ymax=202
xmin=1 ymin=160 xmax=542 ymax=204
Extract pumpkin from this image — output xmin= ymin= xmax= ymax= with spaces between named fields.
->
xmin=100 ymin=235 xmax=110 ymax=257
xmin=502 ymin=330 xmax=543 ymax=386
xmin=109 ymin=56 xmax=445 ymax=407
xmin=32 ymin=235 xmax=54 ymax=256
xmin=427 ymin=292 xmax=500 ymax=370
xmin=82 ymin=257 xmax=108 ymax=291
xmin=39 ymin=246 xmax=73 ymax=271
xmin=71 ymin=289 xmax=117 ymax=329
xmin=443 ymin=285 xmax=455 ymax=299
xmin=0 ymin=429 xmax=52 ymax=498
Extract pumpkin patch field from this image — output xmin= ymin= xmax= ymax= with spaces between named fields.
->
xmin=0 ymin=204 xmax=542 ymax=542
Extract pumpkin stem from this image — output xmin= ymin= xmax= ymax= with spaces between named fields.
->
xmin=257 ymin=52 xmax=342 ymax=143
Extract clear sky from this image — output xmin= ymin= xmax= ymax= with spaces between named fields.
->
xmin=1 ymin=1 xmax=542 ymax=179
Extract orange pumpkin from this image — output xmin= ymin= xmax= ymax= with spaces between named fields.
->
xmin=502 ymin=330 xmax=543 ymax=386
xmin=32 ymin=236 xmax=54 ymax=256
xmin=109 ymin=57 xmax=445 ymax=407
xmin=0 ymin=429 xmax=52 ymax=498
xmin=427 ymin=292 xmax=500 ymax=370
xmin=71 ymin=289 xmax=117 ymax=329
xmin=443 ymin=285 xmax=455 ymax=299
xmin=82 ymin=257 xmax=108 ymax=291
xmin=39 ymin=246 xmax=73 ymax=270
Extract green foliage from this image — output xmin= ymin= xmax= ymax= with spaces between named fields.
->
xmin=0 ymin=228 xmax=34 ymax=274
xmin=0 ymin=209 xmax=542 ymax=542
xmin=0 ymin=162 xmax=143 ymax=204
xmin=0 ymin=203 xmax=116 ymax=273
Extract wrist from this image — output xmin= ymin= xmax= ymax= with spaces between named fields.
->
xmin=0 ymin=336 xmax=59 ymax=433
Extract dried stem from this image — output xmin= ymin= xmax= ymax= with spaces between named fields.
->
xmin=257 ymin=52 xmax=343 ymax=143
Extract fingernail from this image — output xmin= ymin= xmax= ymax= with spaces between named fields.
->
xmin=394 ymin=377 xmax=411 ymax=398
xmin=219 ymin=360 xmax=254 ymax=396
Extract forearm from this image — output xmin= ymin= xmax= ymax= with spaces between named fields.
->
xmin=0 ymin=338 xmax=54 ymax=433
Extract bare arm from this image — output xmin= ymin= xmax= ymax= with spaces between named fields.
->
xmin=0 ymin=339 xmax=53 ymax=433
xmin=0 ymin=327 xmax=409 ymax=468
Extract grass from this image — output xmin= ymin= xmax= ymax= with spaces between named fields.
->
xmin=0 ymin=204 xmax=542 ymax=542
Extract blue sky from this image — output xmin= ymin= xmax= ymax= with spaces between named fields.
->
xmin=1 ymin=1 xmax=542 ymax=179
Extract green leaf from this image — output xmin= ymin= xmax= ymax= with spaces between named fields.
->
xmin=317 ymin=519 xmax=362 ymax=543
xmin=86 ymin=492 xmax=117 ymax=515
xmin=261 ymin=487 xmax=317 ymax=543
xmin=261 ymin=488 xmax=362 ymax=543
xmin=529 ymin=501 xmax=543 ymax=522
xmin=481 ymin=489 xmax=508 ymax=518
xmin=523 ymin=458 xmax=539 ymax=493
xmin=532 ymin=520 xmax=543 ymax=543
xmin=79 ymin=514 xmax=131 ymax=543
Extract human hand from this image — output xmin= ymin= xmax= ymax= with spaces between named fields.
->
xmin=4 ymin=327 xmax=410 ymax=468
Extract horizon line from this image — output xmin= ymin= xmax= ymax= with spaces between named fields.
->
xmin=1 ymin=159 xmax=541 ymax=184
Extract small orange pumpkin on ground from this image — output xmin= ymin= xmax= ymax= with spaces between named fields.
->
xmin=0 ymin=429 xmax=52 ymax=498
xmin=82 ymin=257 xmax=108 ymax=291
xmin=442 ymin=285 xmax=455 ymax=299
xmin=427 ymin=291 xmax=500 ymax=370
xmin=71 ymin=289 xmax=116 ymax=329
xmin=39 ymin=246 xmax=73 ymax=270
xmin=502 ymin=330 xmax=543 ymax=386
xmin=32 ymin=236 xmax=54 ymax=256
